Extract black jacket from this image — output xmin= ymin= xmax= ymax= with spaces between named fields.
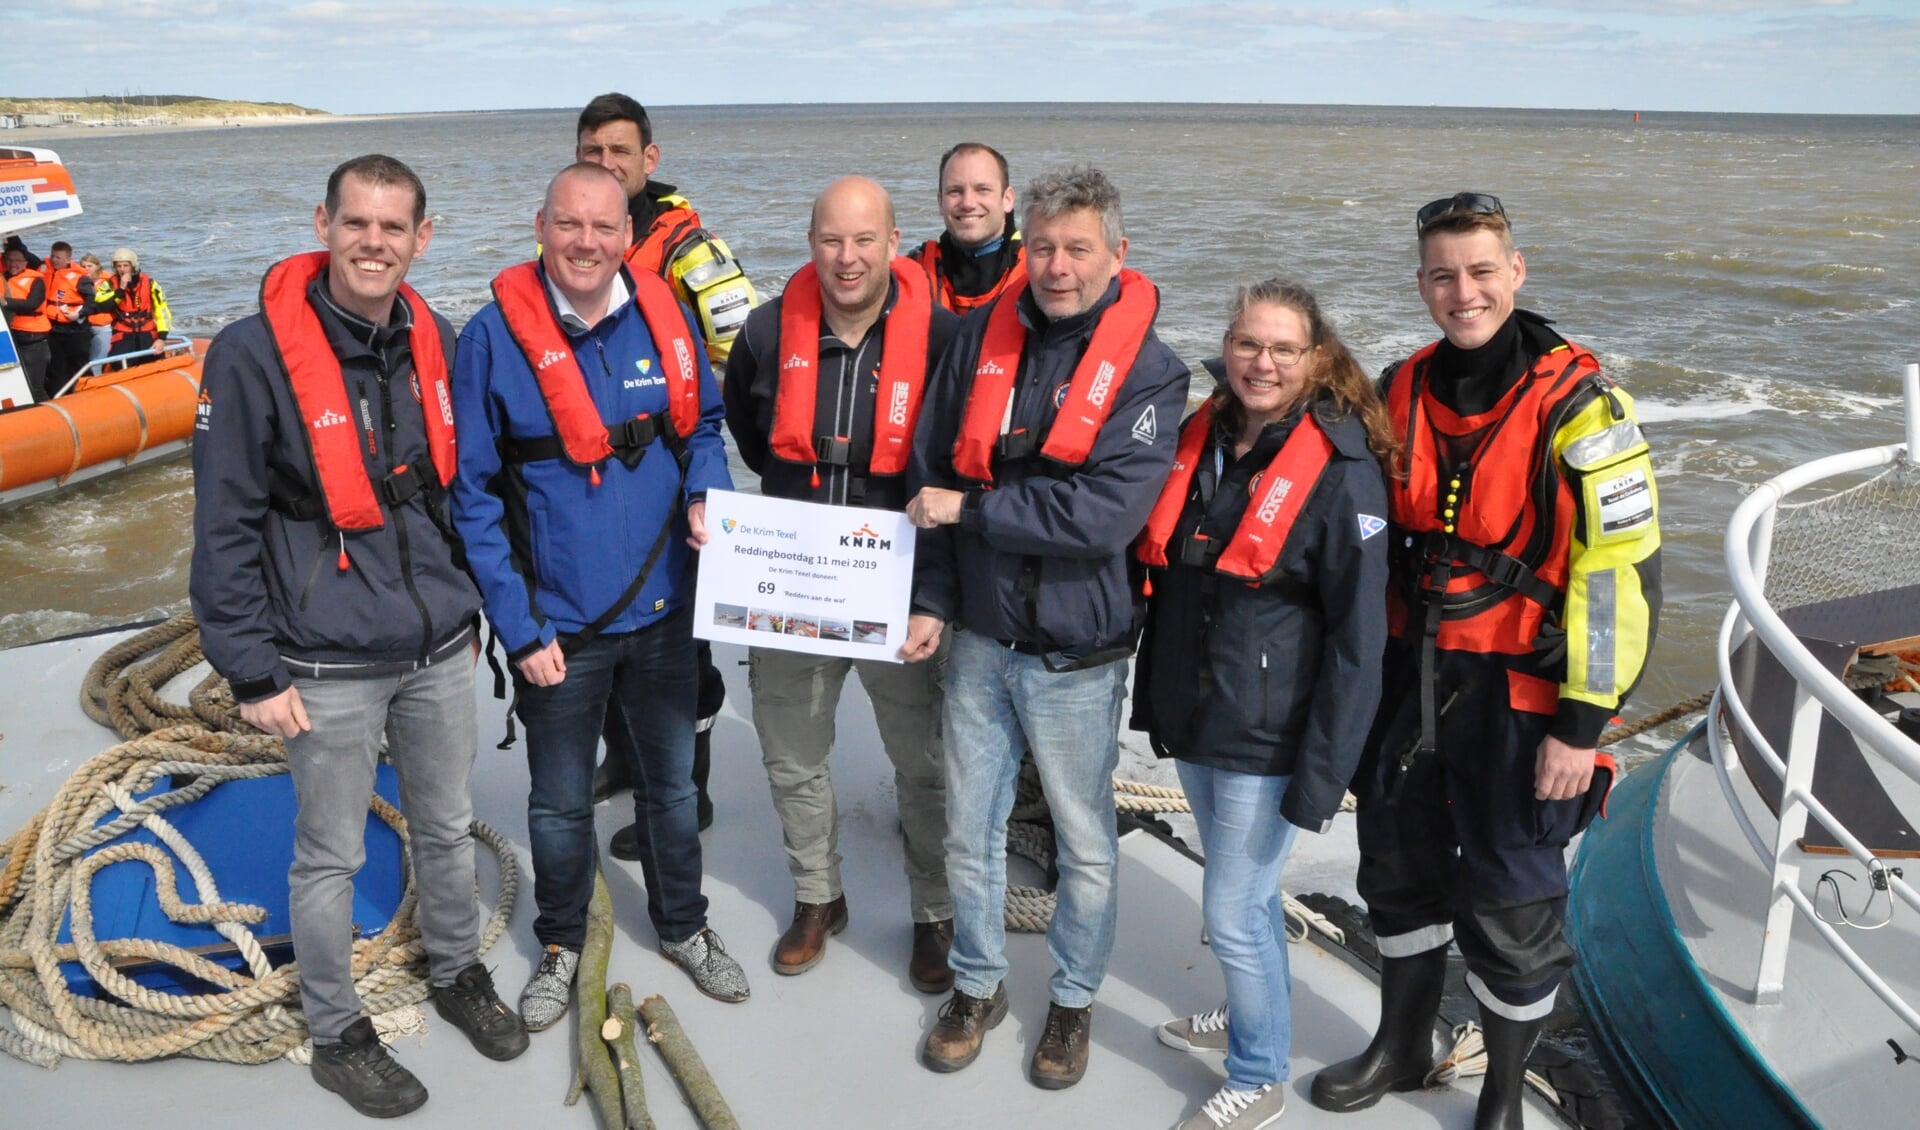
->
xmin=908 ymin=278 xmax=1191 ymax=653
xmin=190 ymin=277 xmax=479 ymax=702
xmin=1131 ymin=401 xmax=1389 ymax=830
xmin=724 ymin=277 xmax=959 ymax=509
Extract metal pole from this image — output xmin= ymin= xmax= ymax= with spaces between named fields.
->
xmin=1904 ymin=363 xmax=1919 ymax=462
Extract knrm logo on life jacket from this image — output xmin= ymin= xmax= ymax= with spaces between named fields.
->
xmin=536 ymin=349 xmax=568 ymax=372
xmin=887 ymin=381 xmax=911 ymax=427
xmin=1256 ymin=475 xmax=1294 ymax=524
xmin=312 ymin=408 xmax=349 ymax=429
xmin=782 ymin=353 xmax=809 ymax=371
xmin=1087 ymin=360 xmax=1117 ymax=408
xmin=839 ymin=521 xmax=892 ymax=551
xmin=978 ymin=359 xmax=1005 ymax=376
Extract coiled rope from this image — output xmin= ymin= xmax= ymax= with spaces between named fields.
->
xmin=0 ymin=617 xmax=519 ymax=1069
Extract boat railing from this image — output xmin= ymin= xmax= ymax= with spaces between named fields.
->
xmin=52 ymin=337 xmax=195 ymax=398
xmin=1712 ymin=361 xmax=1920 ymax=1036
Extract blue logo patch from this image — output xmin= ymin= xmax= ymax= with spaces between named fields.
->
xmin=1053 ymin=381 xmax=1071 ymax=408
xmin=1357 ymin=514 xmax=1387 ymax=541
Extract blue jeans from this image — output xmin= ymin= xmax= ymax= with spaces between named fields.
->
xmin=515 ymin=605 xmax=705 ymax=948
xmin=1177 ymin=760 xmax=1300 ymax=1090
xmin=944 ymin=628 xmax=1125 ymax=1009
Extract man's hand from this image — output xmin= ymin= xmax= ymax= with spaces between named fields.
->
xmin=686 ymin=499 xmax=709 ymax=550
xmin=907 ymin=487 xmax=964 ymax=529
xmin=516 ymin=640 xmax=567 ymax=687
xmin=898 ymin=614 xmax=945 ymax=663
xmin=1535 ymin=735 xmax=1597 ymax=801
xmin=240 ymin=685 xmax=311 ymax=739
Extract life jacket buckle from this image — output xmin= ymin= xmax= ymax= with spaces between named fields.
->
xmin=1177 ymin=533 xmax=1222 ymax=568
xmin=812 ymin=434 xmax=855 ymax=466
xmin=995 ymin=429 xmax=1040 ymax=461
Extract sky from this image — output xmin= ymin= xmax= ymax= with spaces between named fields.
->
xmin=8 ymin=0 xmax=1917 ymax=116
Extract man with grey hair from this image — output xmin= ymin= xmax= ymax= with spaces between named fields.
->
xmin=903 ymin=166 xmax=1191 ymax=1088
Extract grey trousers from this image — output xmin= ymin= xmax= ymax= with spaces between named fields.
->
xmin=748 ymin=642 xmax=952 ymax=921
xmin=285 ymin=652 xmax=481 ymax=1043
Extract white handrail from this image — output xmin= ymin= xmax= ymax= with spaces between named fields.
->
xmin=1713 ymin=366 xmax=1920 ymax=1033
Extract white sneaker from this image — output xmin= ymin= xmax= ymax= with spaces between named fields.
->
xmin=1157 ymin=1003 xmax=1230 ymax=1054
xmin=518 ymin=944 xmax=579 ymax=1032
xmin=1174 ymin=1083 xmax=1286 ymax=1130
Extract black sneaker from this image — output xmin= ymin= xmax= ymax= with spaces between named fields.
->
xmin=310 ymin=1016 xmax=428 ymax=1119
xmin=432 ymin=962 xmax=530 ymax=1061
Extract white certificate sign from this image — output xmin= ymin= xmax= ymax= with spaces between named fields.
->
xmin=693 ymin=489 xmax=915 ymax=662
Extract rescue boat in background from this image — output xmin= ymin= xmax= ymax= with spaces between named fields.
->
xmin=0 ymin=146 xmax=203 ymax=508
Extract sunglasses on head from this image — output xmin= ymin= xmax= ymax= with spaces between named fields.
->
xmin=1416 ymin=192 xmax=1506 ymax=231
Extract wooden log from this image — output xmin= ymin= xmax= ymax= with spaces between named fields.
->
xmin=639 ymin=993 xmax=739 ymax=1130
xmin=602 ymin=983 xmax=654 ymax=1130
xmin=565 ymin=868 xmax=622 ymax=1128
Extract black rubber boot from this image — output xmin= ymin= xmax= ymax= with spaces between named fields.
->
xmin=1473 ymin=1008 xmax=1545 ymax=1130
xmin=1309 ymin=945 xmax=1447 ymax=1112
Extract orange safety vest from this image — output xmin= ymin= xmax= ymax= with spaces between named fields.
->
xmin=769 ymin=258 xmax=932 ymax=481
xmin=1385 ymin=338 xmax=1606 ymax=656
xmin=88 ymin=271 xmax=115 ymax=326
xmin=489 ymin=262 xmax=702 ymax=483
xmin=44 ymin=263 xmax=89 ymax=325
xmin=951 ymin=267 xmax=1159 ymax=484
xmin=1135 ymin=401 xmax=1336 ymax=582
xmin=915 ymin=238 xmax=1026 ymax=316
xmin=623 ymin=200 xmax=702 ymax=280
xmin=259 ymin=250 xmax=457 ymax=533
xmin=5 ymin=269 xmax=51 ymax=334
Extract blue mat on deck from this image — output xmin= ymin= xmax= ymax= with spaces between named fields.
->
xmin=56 ymin=766 xmax=406 ymax=998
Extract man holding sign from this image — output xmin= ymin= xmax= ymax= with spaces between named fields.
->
xmin=722 ymin=176 xmax=961 ymax=988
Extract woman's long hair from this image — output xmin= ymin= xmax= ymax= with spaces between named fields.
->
xmin=1210 ymin=278 xmax=1400 ymax=477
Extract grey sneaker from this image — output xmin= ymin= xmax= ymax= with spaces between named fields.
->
xmin=518 ymin=944 xmax=580 ymax=1032
xmin=1174 ymin=1083 xmax=1286 ymax=1130
xmin=1157 ymin=1003 xmax=1230 ymax=1055
xmin=660 ymin=927 xmax=750 ymax=1003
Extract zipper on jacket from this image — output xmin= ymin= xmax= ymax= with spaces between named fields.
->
xmin=377 ymin=363 xmax=435 ymax=662
xmin=297 ymin=541 xmax=330 ymax=612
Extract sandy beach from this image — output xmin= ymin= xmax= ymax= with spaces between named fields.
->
xmin=3 ymin=112 xmax=416 ymax=144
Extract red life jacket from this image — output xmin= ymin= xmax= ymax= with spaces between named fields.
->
xmin=489 ymin=262 xmax=702 ymax=478
xmin=110 ymin=273 xmax=156 ymax=342
xmin=259 ymin=250 xmax=456 ymax=532
xmin=951 ymin=267 xmax=1159 ymax=484
xmin=915 ymin=238 xmax=1026 ymax=315
xmin=768 ymin=258 xmax=932 ymax=480
xmin=1386 ymin=338 xmax=1604 ymax=655
xmin=1136 ymin=400 xmax=1336 ymax=582
xmin=624 ymin=200 xmax=702 ymax=279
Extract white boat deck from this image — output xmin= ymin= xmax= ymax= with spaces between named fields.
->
xmin=1660 ymin=735 xmax=1920 ymax=1126
xmin=0 ymin=628 xmax=1559 ymax=1128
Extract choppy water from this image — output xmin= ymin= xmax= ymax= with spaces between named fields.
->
xmin=6 ymin=103 xmax=1918 ymax=760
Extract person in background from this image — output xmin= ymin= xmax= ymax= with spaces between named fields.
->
xmin=1134 ymin=279 xmax=1392 ymax=1130
xmin=2 ymin=245 xmax=51 ymax=399
xmin=908 ymin=142 xmax=1024 ymax=316
xmin=190 ymin=154 xmax=527 ymax=1120
xmin=571 ymin=91 xmax=758 ymax=852
xmin=106 ymin=246 xmax=172 ymax=356
xmin=1311 ymin=194 xmax=1660 ymax=1130
xmin=79 ymin=253 xmax=115 ymax=362
xmin=41 ymin=241 xmax=96 ymax=389
xmin=723 ymin=175 xmax=960 ymax=988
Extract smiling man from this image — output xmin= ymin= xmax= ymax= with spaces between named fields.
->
xmin=449 ymin=163 xmax=747 ymax=1025
xmin=1311 ymin=194 xmax=1661 ymax=1130
xmin=191 ymin=154 xmax=527 ymax=1120
xmin=903 ymin=166 xmax=1190 ymax=1089
xmin=721 ymin=176 xmax=960 ymax=987
xmin=908 ymin=143 xmax=1024 ymax=316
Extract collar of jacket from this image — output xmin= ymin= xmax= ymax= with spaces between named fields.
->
xmin=1014 ymin=275 xmax=1120 ymax=344
xmin=306 ymin=275 xmax=414 ymax=366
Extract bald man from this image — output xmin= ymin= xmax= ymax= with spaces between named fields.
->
xmin=722 ymin=176 xmax=961 ymax=988
xmin=451 ymin=163 xmax=749 ymax=1021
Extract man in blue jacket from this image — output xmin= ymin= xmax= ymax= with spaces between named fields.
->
xmin=904 ymin=166 xmax=1191 ymax=1089
xmin=450 ymin=163 xmax=746 ymax=1025
xmin=191 ymin=155 xmax=527 ymax=1120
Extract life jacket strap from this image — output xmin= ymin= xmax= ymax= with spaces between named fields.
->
xmin=505 ymin=413 xmax=677 ymax=467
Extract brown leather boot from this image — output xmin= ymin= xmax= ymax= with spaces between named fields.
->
xmin=909 ymin=919 xmax=954 ymax=994
xmin=1029 ymin=1002 xmax=1093 ymax=1089
xmin=922 ymin=984 xmax=1008 ymax=1072
xmin=772 ymin=896 xmax=848 ymax=975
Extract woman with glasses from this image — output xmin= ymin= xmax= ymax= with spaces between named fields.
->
xmin=1131 ymin=278 xmax=1394 ymax=1130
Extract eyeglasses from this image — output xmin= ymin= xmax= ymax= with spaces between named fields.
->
xmin=1416 ymin=192 xmax=1506 ymax=231
xmin=1225 ymin=335 xmax=1311 ymax=368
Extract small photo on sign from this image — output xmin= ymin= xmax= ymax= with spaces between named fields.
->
xmin=750 ymin=610 xmax=784 ymax=633
xmin=785 ymin=616 xmax=820 ymax=639
xmin=852 ymin=621 xmax=887 ymax=644
xmin=819 ymin=619 xmax=851 ymax=642
xmin=713 ymin=604 xmax=748 ymax=629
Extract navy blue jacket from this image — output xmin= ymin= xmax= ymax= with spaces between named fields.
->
xmin=907 ymin=279 xmax=1191 ymax=652
xmin=724 ymin=278 xmax=960 ymax=510
xmin=1131 ymin=402 xmax=1389 ymax=829
xmin=450 ymin=266 xmax=731 ymax=658
xmin=189 ymin=277 xmax=479 ymax=702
